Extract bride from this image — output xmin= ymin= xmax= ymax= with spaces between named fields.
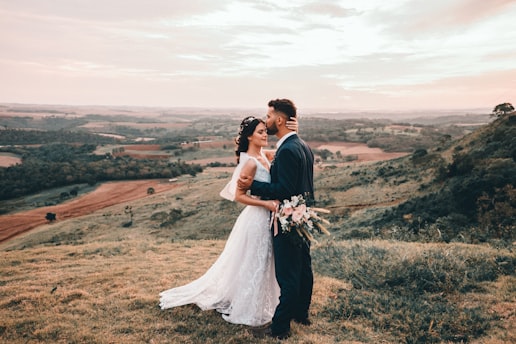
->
xmin=159 ymin=116 xmax=296 ymax=326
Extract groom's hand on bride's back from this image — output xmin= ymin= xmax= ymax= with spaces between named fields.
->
xmin=237 ymin=175 xmax=253 ymax=190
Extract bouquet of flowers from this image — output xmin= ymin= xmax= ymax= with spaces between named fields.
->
xmin=275 ymin=194 xmax=331 ymax=242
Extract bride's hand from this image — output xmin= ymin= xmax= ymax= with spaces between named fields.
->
xmin=265 ymin=200 xmax=279 ymax=212
xmin=286 ymin=117 xmax=299 ymax=132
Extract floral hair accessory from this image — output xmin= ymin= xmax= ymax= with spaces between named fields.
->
xmin=235 ymin=116 xmax=258 ymax=145
xmin=238 ymin=116 xmax=257 ymax=135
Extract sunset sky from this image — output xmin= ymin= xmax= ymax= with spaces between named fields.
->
xmin=1 ymin=0 xmax=515 ymax=112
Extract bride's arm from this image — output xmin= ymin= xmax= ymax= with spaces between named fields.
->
xmin=286 ymin=116 xmax=298 ymax=132
xmin=263 ymin=149 xmax=275 ymax=162
xmin=234 ymin=160 xmax=278 ymax=212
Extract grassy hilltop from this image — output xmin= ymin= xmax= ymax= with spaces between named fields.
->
xmin=0 ymin=109 xmax=515 ymax=343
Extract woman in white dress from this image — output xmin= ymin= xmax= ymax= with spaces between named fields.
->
xmin=159 ymin=116 xmax=286 ymax=326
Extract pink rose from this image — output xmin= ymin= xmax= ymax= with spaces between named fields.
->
xmin=282 ymin=205 xmax=293 ymax=216
xmin=292 ymin=204 xmax=306 ymax=223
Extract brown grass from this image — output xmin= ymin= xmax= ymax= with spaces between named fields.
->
xmin=0 ymin=154 xmax=514 ymax=343
xmin=0 ymin=163 xmax=516 ymax=344
xmin=1 ymin=236 xmax=513 ymax=344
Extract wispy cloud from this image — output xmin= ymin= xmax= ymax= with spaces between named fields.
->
xmin=0 ymin=0 xmax=515 ymax=110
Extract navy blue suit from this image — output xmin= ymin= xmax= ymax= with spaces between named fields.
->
xmin=250 ymin=133 xmax=314 ymax=335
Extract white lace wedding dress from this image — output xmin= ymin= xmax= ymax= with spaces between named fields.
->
xmin=159 ymin=152 xmax=280 ymax=326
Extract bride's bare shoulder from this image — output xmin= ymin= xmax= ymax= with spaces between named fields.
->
xmin=239 ymin=158 xmax=258 ymax=175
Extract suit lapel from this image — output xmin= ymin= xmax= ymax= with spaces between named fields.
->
xmin=270 ymin=134 xmax=297 ymax=183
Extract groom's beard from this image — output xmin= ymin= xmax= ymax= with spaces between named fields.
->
xmin=267 ymin=122 xmax=279 ymax=135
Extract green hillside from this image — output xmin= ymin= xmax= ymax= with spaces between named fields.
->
xmin=372 ymin=113 xmax=516 ymax=243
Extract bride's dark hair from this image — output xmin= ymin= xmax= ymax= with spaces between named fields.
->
xmin=235 ymin=116 xmax=264 ymax=163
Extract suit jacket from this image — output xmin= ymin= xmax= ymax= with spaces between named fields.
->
xmin=251 ymin=133 xmax=314 ymax=204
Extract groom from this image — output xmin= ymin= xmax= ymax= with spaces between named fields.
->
xmin=238 ymin=98 xmax=315 ymax=340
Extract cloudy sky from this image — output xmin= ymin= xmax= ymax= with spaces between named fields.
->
xmin=1 ymin=0 xmax=515 ymax=112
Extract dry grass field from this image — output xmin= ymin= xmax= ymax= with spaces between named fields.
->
xmin=2 ymin=236 xmax=513 ymax=344
xmin=1 ymin=163 xmax=514 ymax=344
xmin=0 ymin=180 xmax=181 ymax=243
xmin=0 ymin=153 xmax=21 ymax=167
xmin=1 ymin=107 xmax=514 ymax=343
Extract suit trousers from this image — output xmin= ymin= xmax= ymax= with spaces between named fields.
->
xmin=270 ymin=232 xmax=313 ymax=335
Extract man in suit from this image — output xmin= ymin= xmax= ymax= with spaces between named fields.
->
xmin=238 ymin=98 xmax=315 ymax=340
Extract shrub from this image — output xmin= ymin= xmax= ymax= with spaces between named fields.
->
xmin=312 ymin=241 xmax=514 ymax=343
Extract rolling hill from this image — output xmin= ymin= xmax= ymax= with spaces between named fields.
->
xmin=0 ymin=111 xmax=514 ymax=343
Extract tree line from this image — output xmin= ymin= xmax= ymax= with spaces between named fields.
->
xmin=0 ymin=143 xmax=202 ymax=200
xmin=0 ymin=128 xmax=117 ymax=145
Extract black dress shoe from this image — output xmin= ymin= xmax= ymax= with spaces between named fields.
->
xmin=250 ymin=326 xmax=290 ymax=340
xmin=293 ymin=318 xmax=312 ymax=326
xmin=265 ymin=327 xmax=291 ymax=340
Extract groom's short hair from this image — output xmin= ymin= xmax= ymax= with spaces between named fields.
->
xmin=269 ymin=99 xmax=297 ymax=119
